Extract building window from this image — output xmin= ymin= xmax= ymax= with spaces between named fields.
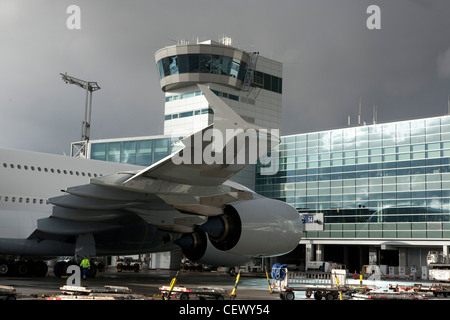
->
xmin=157 ymin=54 xmax=248 ymax=82
xmin=258 ymin=115 xmax=450 ymax=239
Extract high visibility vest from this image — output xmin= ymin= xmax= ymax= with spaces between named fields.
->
xmin=80 ymin=259 xmax=90 ymax=268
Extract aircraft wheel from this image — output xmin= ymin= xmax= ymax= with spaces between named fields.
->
xmin=53 ymin=261 xmax=65 ymax=278
xmin=0 ymin=261 xmax=11 ymax=276
xmin=63 ymin=260 xmax=77 ymax=276
xmin=14 ymin=261 xmax=29 ymax=276
xmin=33 ymin=261 xmax=48 ymax=278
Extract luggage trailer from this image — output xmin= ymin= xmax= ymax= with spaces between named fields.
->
xmin=159 ymin=285 xmax=228 ymax=300
xmin=270 ymin=268 xmax=351 ymax=300
xmin=0 ymin=285 xmax=17 ymax=300
xmin=159 ymin=270 xmax=240 ymax=300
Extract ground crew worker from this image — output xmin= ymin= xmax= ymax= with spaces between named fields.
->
xmin=80 ymin=256 xmax=90 ymax=280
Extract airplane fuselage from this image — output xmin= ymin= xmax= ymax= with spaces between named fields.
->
xmin=0 ymin=148 xmax=143 ymax=254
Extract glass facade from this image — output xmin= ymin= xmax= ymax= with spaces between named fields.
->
xmin=165 ymin=108 xmax=213 ymax=121
xmin=252 ymin=71 xmax=283 ymax=94
xmin=256 ymin=115 xmax=450 ymax=240
xmin=157 ymin=54 xmax=283 ymax=94
xmin=157 ymin=54 xmax=248 ymax=82
xmin=90 ymin=137 xmax=182 ymax=166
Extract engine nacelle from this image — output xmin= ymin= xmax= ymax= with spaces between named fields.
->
xmin=199 ymin=198 xmax=302 ymax=257
xmin=174 ymin=231 xmax=251 ymax=267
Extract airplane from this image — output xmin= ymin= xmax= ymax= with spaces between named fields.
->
xmin=0 ymin=84 xmax=302 ymax=277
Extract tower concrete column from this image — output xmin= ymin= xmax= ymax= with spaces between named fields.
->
xmin=399 ymin=247 xmax=407 ymax=267
xmin=305 ymin=243 xmax=313 ymax=263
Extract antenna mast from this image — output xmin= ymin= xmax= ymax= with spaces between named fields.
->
xmin=358 ymin=97 xmax=361 ymax=126
xmin=373 ymin=105 xmax=377 ymax=125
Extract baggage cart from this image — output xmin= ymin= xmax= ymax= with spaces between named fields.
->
xmin=159 ymin=285 xmax=228 ymax=300
xmin=270 ymin=267 xmax=348 ymax=300
xmin=0 ymin=285 xmax=17 ymax=300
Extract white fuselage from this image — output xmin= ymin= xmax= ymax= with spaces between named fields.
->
xmin=0 ymin=148 xmax=142 ymax=240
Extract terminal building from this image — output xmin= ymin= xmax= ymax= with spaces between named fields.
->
xmin=84 ymin=38 xmax=449 ymax=275
xmin=256 ymin=115 xmax=450 ymax=274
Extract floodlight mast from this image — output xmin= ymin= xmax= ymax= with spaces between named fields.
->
xmin=60 ymin=73 xmax=100 ymax=158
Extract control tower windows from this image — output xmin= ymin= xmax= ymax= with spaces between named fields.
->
xmin=157 ymin=54 xmax=248 ymax=82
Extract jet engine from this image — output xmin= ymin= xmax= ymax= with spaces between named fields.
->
xmin=175 ymin=231 xmax=252 ymax=266
xmin=176 ymin=198 xmax=302 ymax=265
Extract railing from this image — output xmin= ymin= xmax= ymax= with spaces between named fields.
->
xmin=287 ymin=271 xmax=333 ymax=285
xmin=271 ymin=268 xmax=349 ymax=292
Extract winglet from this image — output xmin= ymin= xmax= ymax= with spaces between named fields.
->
xmin=197 ymin=84 xmax=251 ymax=132
xmin=197 ymin=84 xmax=280 ymax=150
xmin=120 ymin=84 xmax=280 ymax=187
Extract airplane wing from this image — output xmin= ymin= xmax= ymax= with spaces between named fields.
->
xmin=118 ymin=84 xmax=279 ymax=187
xmin=30 ymin=84 xmax=279 ymax=256
xmin=86 ymin=84 xmax=279 ymax=213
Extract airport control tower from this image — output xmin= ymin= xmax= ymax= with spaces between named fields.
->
xmin=155 ymin=37 xmax=283 ymax=136
xmin=155 ymin=38 xmax=283 ymax=188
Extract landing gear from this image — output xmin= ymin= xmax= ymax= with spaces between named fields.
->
xmin=0 ymin=260 xmax=11 ymax=276
xmin=33 ymin=261 xmax=49 ymax=277
xmin=53 ymin=260 xmax=97 ymax=278
xmin=53 ymin=260 xmax=76 ymax=278
xmin=0 ymin=259 xmax=48 ymax=277
xmin=14 ymin=261 xmax=29 ymax=276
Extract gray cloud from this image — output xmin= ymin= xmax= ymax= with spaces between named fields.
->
xmin=1 ymin=0 xmax=450 ymax=155
xmin=437 ymin=47 xmax=450 ymax=79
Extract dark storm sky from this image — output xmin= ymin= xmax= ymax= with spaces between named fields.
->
xmin=1 ymin=0 xmax=450 ymax=154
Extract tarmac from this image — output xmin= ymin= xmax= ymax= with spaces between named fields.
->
xmin=0 ymin=268 xmax=279 ymax=300
xmin=1 ymin=268 xmax=449 ymax=319
xmin=2 ymin=267 xmax=450 ymax=301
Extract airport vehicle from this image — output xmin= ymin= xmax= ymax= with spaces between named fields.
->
xmin=0 ymin=285 xmax=17 ymax=300
xmin=222 ymin=258 xmax=264 ymax=276
xmin=47 ymin=285 xmax=146 ymax=300
xmin=270 ymin=266 xmax=348 ymax=300
xmin=116 ymin=256 xmax=142 ymax=272
xmin=160 ymin=285 xmax=228 ymax=300
xmin=0 ymin=85 xmax=302 ymax=277
xmin=388 ymin=283 xmax=450 ymax=298
xmin=305 ymin=261 xmax=345 ymax=272
xmin=427 ymin=251 xmax=450 ymax=282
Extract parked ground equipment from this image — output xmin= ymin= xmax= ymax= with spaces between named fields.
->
xmin=0 ymin=285 xmax=17 ymax=300
xmin=427 ymin=251 xmax=450 ymax=282
xmin=270 ymin=264 xmax=348 ymax=300
xmin=160 ymin=270 xmax=238 ymax=300
xmin=116 ymin=256 xmax=142 ymax=272
xmin=47 ymin=285 xmax=146 ymax=300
